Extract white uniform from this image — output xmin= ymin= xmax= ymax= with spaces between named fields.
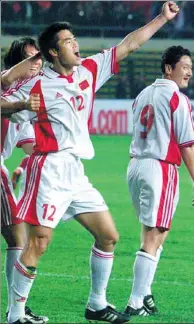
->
xmin=127 ymin=79 xmax=194 ymax=229
xmin=1 ymin=48 xmax=119 ymax=228
xmin=1 ymin=118 xmax=35 ymax=226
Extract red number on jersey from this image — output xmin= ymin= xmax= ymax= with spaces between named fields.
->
xmin=140 ymin=104 xmax=154 ymax=139
xmin=70 ymin=95 xmax=84 ymax=111
xmin=42 ymin=204 xmax=56 ymax=221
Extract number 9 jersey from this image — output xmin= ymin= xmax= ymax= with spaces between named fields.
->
xmin=130 ymin=79 xmax=194 ymax=166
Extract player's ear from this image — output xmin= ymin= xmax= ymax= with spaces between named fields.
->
xmin=165 ymin=64 xmax=172 ymax=75
xmin=49 ymin=48 xmax=58 ymax=59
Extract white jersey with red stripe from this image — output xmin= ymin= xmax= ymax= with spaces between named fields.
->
xmin=1 ymin=119 xmax=35 ymax=161
xmin=1 ymin=48 xmax=119 ymax=159
xmin=130 ymin=79 xmax=194 ymax=166
xmin=1 ymin=71 xmax=35 ymax=161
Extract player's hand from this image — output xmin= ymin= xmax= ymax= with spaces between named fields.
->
xmin=192 ymin=198 xmax=194 ymax=207
xmin=161 ymin=1 xmax=179 ymax=21
xmin=25 ymin=94 xmax=40 ymax=111
xmin=12 ymin=167 xmax=23 ymax=190
xmin=16 ymin=52 xmax=42 ymax=80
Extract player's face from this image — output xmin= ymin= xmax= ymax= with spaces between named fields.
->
xmin=24 ymin=45 xmax=42 ymax=77
xmin=170 ymin=55 xmax=193 ymax=89
xmin=56 ymin=29 xmax=81 ymax=68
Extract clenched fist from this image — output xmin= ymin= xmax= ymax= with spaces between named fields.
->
xmin=25 ymin=93 xmax=40 ymax=111
xmin=161 ymin=1 xmax=179 ymax=21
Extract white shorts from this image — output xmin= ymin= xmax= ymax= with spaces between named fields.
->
xmin=16 ymin=151 xmax=108 ymax=228
xmin=127 ymin=158 xmax=179 ymax=229
xmin=1 ymin=163 xmax=19 ymax=226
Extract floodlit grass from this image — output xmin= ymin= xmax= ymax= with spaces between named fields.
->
xmin=1 ymin=136 xmax=194 ymax=323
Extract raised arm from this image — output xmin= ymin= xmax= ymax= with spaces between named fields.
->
xmin=1 ymin=52 xmax=42 ymax=88
xmin=116 ymin=1 xmax=179 ymax=62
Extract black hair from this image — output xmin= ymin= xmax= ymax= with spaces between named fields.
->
xmin=38 ymin=21 xmax=72 ymax=63
xmin=161 ymin=46 xmax=191 ymax=74
xmin=4 ymin=37 xmax=39 ymax=69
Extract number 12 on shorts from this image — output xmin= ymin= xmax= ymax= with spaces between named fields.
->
xmin=42 ymin=203 xmax=56 ymax=221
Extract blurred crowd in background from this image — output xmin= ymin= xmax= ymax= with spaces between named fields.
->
xmin=2 ymin=1 xmax=194 ymax=101
xmin=2 ymin=1 xmax=194 ymax=38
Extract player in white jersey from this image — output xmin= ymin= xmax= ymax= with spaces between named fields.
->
xmin=1 ymin=39 xmax=48 ymax=324
xmin=124 ymin=46 xmax=194 ymax=317
xmin=1 ymin=120 xmax=35 ymax=224
xmin=1 ymin=38 xmax=42 ymax=115
xmin=1 ymin=3 xmax=180 ymax=323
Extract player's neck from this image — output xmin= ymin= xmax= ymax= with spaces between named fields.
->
xmin=52 ymin=62 xmax=73 ymax=76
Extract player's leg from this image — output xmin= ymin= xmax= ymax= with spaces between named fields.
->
xmin=76 ymin=211 xmax=130 ymax=323
xmin=8 ymin=152 xmax=73 ymax=323
xmin=145 ymin=244 xmax=163 ymax=296
xmin=8 ymin=225 xmax=52 ymax=324
xmin=125 ymin=226 xmax=168 ymax=316
xmin=2 ymin=164 xmax=48 ymax=323
xmin=66 ymin=161 xmax=118 ymax=312
xmin=66 ymin=158 xmax=130 ymax=323
xmin=125 ymin=159 xmax=179 ymax=316
xmin=1 ymin=167 xmax=25 ymax=317
xmin=76 ymin=210 xmax=118 ymax=308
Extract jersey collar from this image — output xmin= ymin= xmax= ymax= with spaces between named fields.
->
xmin=153 ymin=79 xmax=179 ymax=91
xmin=42 ymin=64 xmax=76 ymax=82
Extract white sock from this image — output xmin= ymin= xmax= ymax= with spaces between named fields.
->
xmin=87 ymin=245 xmax=114 ymax=310
xmin=128 ymin=251 xmax=157 ymax=309
xmin=5 ymin=247 xmax=23 ymax=313
xmin=146 ymin=245 xmax=163 ymax=295
xmin=8 ymin=259 xmax=36 ymax=323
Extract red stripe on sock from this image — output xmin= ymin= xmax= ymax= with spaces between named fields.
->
xmin=15 ymin=261 xmax=36 ymax=279
xmin=92 ymin=248 xmax=114 ymax=259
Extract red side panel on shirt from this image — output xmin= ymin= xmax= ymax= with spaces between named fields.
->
xmin=30 ymin=80 xmax=58 ymax=153
xmin=165 ymin=91 xmax=181 ymax=166
xmin=111 ymin=47 xmax=119 ymax=74
xmin=1 ymin=118 xmax=10 ymax=153
xmin=81 ymin=58 xmax=98 ymax=130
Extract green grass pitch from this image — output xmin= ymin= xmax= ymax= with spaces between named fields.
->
xmin=1 ymin=136 xmax=194 ymax=323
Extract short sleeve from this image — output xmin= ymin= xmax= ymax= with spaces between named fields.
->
xmin=82 ymin=47 xmax=119 ymax=92
xmin=173 ymin=94 xmax=194 ymax=147
xmin=16 ymin=122 xmax=35 ymax=147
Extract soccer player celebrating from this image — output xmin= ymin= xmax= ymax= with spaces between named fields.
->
xmin=1 ymin=38 xmax=42 ymax=114
xmin=1 ymin=38 xmax=48 ymax=323
xmin=125 ymin=46 xmax=194 ymax=316
xmin=1 ymin=2 xmax=179 ymax=323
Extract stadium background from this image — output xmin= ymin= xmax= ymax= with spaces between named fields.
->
xmin=1 ymin=1 xmax=194 ymax=323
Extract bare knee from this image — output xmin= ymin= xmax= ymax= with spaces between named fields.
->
xmin=25 ymin=227 xmax=52 ymax=257
xmin=34 ymin=235 xmax=50 ymax=256
xmin=141 ymin=226 xmax=167 ymax=256
xmin=96 ymin=231 xmax=119 ymax=251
